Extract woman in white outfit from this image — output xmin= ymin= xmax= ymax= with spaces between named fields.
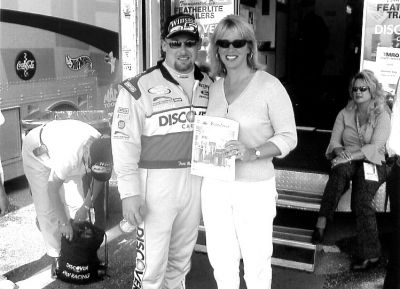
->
xmin=202 ymin=15 xmax=297 ymax=289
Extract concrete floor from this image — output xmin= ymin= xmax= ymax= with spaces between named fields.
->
xmin=0 ymin=176 xmax=390 ymax=289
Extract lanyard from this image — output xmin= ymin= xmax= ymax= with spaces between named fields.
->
xmin=355 ymin=113 xmax=366 ymax=147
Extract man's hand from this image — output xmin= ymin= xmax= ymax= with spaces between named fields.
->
xmin=122 ymin=196 xmax=147 ymax=227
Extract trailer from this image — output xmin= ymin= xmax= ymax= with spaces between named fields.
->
xmin=0 ymin=1 xmax=122 ymax=181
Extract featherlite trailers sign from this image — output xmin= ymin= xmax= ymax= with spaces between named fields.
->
xmin=361 ymin=0 xmax=400 ymax=94
xmin=172 ymin=0 xmax=236 ymax=34
xmin=172 ymin=0 xmax=237 ymax=69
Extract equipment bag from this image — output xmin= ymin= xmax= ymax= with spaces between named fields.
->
xmin=55 ymin=220 xmax=108 ymax=284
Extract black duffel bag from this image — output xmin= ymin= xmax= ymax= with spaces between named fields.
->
xmin=55 ymin=220 xmax=107 ymax=284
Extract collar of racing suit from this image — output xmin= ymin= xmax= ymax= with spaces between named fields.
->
xmin=156 ymin=60 xmax=204 ymax=85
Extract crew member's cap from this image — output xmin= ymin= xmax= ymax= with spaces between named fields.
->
xmin=162 ymin=14 xmax=200 ymax=40
xmin=90 ymin=136 xmax=113 ymax=182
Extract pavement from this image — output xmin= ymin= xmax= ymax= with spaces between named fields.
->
xmin=0 ymin=176 xmax=392 ymax=289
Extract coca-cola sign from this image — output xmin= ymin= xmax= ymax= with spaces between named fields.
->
xmin=15 ymin=50 xmax=36 ymax=80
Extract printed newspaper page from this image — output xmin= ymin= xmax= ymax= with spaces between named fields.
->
xmin=191 ymin=115 xmax=239 ymax=181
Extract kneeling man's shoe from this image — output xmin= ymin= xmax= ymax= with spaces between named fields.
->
xmin=50 ymin=257 xmax=59 ymax=279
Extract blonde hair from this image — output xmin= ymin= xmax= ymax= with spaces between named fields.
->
xmin=209 ymin=14 xmax=265 ymax=78
xmin=347 ymin=69 xmax=387 ymax=125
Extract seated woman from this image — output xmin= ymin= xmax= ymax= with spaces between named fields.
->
xmin=311 ymin=70 xmax=391 ymax=271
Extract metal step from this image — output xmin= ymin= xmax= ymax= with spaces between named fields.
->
xmin=277 ymin=189 xmax=322 ymax=211
xmin=272 ymin=225 xmax=316 ymax=272
xmin=275 ymin=169 xmax=326 ymax=212
xmin=195 ymin=224 xmax=317 ymax=272
xmin=275 ymin=168 xmax=389 ymax=212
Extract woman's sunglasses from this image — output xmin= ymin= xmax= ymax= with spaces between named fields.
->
xmin=167 ymin=40 xmax=198 ymax=49
xmin=352 ymin=86 xmax=369 ymax=92
xmin=216 ymin=39 xmax=249 ymax=48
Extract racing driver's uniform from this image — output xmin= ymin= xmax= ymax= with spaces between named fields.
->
xmin=111 ymin=61 xmax=211 ymax=289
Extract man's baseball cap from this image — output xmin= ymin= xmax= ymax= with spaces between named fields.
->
xmin=90 ymin=137 xmax=113 ymax=182
xmin=162 ymin=13 xmax=200 ymax=40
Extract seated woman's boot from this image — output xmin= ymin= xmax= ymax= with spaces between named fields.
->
xmin=311 ymin=227 xmax=325 ymax=244
xmin=351 ymin=257 xmax=379 ymax=271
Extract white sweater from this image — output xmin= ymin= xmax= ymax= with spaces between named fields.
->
xmin=206 ymin=70 xmax=297 ymax=181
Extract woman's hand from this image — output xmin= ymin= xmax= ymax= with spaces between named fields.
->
xmin=59 ymin=221 xmax=73 ymax=241
xmin=225 ymin=140 xmax=256 ymax=162
xmin=332 ymin=147 xmax=345 ymax=157
xmin=337 ymin=150 xmax=352 ymax=161
xmin=74 ymin=205 xmax=89 ymax=223
xmin=331 ymin=155 xmax=350 ymax=168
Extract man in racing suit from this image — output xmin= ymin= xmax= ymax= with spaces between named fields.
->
xmin=111 ymin=14 xmax=212 ymax=289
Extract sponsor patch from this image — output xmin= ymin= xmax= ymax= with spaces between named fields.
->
xmin=148 ymin=86 xmax=171 ymax=95
xmin=125 ymin=82 xmax=137 ymax=94
xmin=201 ymin=89 xmax=209 ymax=96
xmin=118 ymin=120 xmax=125 ymax=129
xmin=117 ymin=107 xmax=129 ymax=114
xmin=116 ymin=113 xmax=130 ymax=120
xmin=133 ymin=226 xmax=146 ymax=289
xmin=153 ymin=96 xmax=172 ymax=102
xmin=199 ymin=83 xmax=209 ymax=88
xmin=186 ymin=111 xmax=195 ymax=122
xmin=152 ymin=96 xmax=174 ymax=111
xmin=113 ymin=131 xmax=130 ymax=140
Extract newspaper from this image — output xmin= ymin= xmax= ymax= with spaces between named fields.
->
xmin=191 ymin=115 xmax=239 ymax=181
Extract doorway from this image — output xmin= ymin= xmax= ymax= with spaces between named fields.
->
xmin=284 ymin=0 xmax=364 ymax=129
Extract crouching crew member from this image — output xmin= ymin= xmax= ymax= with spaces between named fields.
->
xmin=22 ymin=119 xmax=112 ymax=278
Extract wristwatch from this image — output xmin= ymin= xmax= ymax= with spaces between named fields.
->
xmin=254 ymin=147 xmax=261 ymax=159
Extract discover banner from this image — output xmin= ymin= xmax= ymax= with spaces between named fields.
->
xmin=360 ymin=0 xmax=400 ymax=93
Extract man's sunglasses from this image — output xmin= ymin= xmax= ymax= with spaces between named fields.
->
xmin=216 ymin=39 xmax=249 ymax=48
xmin=167 ymin=40 xmax=198 ymax=49
xmin=352 ymin=86 xmax=369 ymax=92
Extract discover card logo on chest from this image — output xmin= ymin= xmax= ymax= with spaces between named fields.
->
xmin=158 ymin=110 xmax=206 ymax=127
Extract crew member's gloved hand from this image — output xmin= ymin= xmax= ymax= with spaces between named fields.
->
xmin=59 ymin=221 xmax=73 ymax=241
xmin=74 ymin=205 xmax=89 ymax=223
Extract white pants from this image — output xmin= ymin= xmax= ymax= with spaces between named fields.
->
xmin=22 ymin=126 xmax=85 ymax=257
xmin=201 ymin=177 xmax=277 ymax=289
xmin=133 ymin=169 xmax=202 ymax=289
